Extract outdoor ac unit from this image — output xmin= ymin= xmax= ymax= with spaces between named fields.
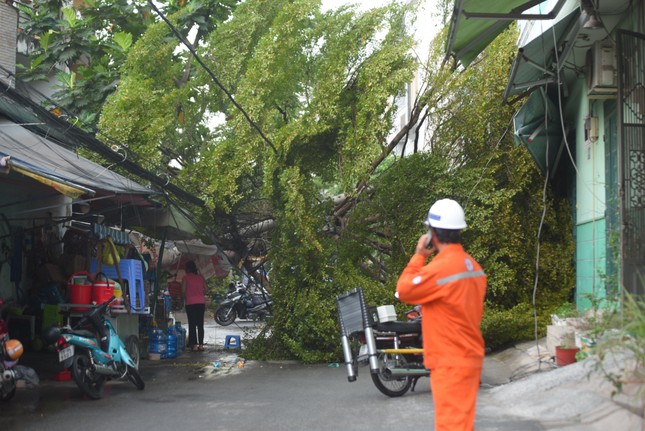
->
xmin=587 ymin=40 xmax=617 ymax=99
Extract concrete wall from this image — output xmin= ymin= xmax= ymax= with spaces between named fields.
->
xmin=566 ymin=68 xmax=610 ymax=311
xmin=0 ymin=1 xmax=17 ymax=87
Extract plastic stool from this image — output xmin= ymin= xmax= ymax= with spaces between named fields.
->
xmin=224 ymin=335 xmax=241 ymax=349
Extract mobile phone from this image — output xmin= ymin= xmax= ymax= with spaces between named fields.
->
xmin=425 ymin=229 xmax=433 ymax=248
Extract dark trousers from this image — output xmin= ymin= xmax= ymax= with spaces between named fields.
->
xmin=185 ymin=303 xmax=205 ymax=346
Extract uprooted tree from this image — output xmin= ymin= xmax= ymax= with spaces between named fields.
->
xmin=102 ymin=0 xmax=574 ymax=360
xmin=20 ymin=0 xmax=574 ymax=360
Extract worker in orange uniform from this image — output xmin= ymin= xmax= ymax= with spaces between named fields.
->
xmin=396 ymin=199 xmax=486 ymax=431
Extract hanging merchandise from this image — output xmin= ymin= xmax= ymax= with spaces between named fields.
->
xmin=102 ymin=236 xmax=120 ymax=266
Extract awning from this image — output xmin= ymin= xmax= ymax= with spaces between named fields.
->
xmin=0 ymin=81 xmax=204 ymax=206
xmin=504 ymin=1 xmax=632 ymax=102
xmin=503 ymin=8 xmax=581 ymax=101
xmin=0 ymin=118 xmax=154 ymax=197
xmin=445 ymin=0 xmax=568 ymax=68
xmin=513 ymin=89 xmax=565 ymax=176
xmin=123 ymin=205 xmax=197 ymax=241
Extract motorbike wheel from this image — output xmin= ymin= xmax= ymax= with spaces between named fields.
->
xmin=127 ymin=365 xmax=145 ymax=390
xmin=370 ymin=352 xmax=412 ymax=397
xmin=214 ymin=304 xmax=237 ymax=326
xmin=125 ymin=335 xmax=141 ymax=369
xmin=71 ymin=352 xmax=105 ymax=400
xmin=0 ymin=363 xmax=16 ymax=401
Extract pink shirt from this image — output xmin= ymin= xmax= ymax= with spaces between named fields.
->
xmin=183 ymin=273 xmax=206 ymax=305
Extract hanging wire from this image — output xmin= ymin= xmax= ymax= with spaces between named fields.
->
xmin=146 ymin=0 xmax=278 ymax=155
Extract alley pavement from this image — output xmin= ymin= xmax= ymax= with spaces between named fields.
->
xmin=13 ymin=311 xmax=645 ymax=430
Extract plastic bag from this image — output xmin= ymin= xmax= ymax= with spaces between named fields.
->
xmin=102 ymin=236 xmax=120 ymax=266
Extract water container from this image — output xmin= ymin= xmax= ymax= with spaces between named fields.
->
xmin=164 ymin=292 xmax=171 ymax=314
xmin=166 ymin=326 xmax=177 ymax=359
xmin=148 ymin=328 xmax=164 ymax=359
xmin=158 ymin=331 xmax=167 ymax=359
xmin=175 ymin=322 xmax=187 ymax=353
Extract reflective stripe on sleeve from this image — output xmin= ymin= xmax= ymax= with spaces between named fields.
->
xmin=437 ymin=270 xmax=486 ymax=285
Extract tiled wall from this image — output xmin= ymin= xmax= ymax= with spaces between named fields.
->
xmin=0 ymin=2 xmax=17 ymax=87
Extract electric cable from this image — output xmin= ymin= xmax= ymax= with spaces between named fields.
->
xmin=528 ymin=5 xmax=553 ymax=371
xmin=146 ymin=0 xmax=278 ymax=155
xmin=532 ymin=86 xmax=550 ymax=371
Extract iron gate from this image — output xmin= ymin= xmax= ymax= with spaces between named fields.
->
xmin=618 ymin=30 xmax=645 ymax=295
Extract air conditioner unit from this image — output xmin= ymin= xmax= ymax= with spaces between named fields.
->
xmin=587 ymin=40 xmax=617 ymax=99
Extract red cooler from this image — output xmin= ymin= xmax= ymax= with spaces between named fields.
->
xmin=68 ymin=272 xmax=94 ymax=312
xmin=92 ymin=272 xmax=115 ymax=305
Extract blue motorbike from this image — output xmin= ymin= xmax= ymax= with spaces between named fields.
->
xmin=45 ymin=296 xmax=144 ymax=400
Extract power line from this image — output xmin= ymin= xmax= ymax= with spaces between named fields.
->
xmin=147 ymin=0 xmax=278 ymax=155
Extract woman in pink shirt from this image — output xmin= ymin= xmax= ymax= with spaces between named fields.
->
xmin=182 ymin=260 xmax=207 ymax=351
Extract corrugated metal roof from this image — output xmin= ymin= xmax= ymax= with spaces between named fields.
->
xmin=0 ymin=118 xmax=153 ymax=195
xmin=445 ymin=0 xmax=567 ymax=68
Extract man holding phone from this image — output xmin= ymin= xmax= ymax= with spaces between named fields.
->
xmin=396 ymin=199 xmax=487 ymax=431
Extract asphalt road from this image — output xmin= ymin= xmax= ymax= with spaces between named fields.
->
xmin=2 ymin=353 xmax=544 ymax=431
xmin=1 ymin=315 xmax=549 ymax=431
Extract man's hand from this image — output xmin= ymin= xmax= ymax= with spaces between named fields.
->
xmin=415 ymin=233 xmax=436 ymax=258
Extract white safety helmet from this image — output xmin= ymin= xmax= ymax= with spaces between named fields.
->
xmin=424 ymin=199 xmax=467 ymax=230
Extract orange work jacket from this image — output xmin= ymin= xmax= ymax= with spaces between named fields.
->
xmin=396 ymin=244 xmax=487 ymax=370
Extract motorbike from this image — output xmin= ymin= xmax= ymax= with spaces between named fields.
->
xmin=336 ymin=288 xmax=429 ymax=397
xmin=0 ymin=297 xmax=39 ymax=401
xmin=214 ymin=281 xmax=273 ymax=326
xmin=44 ymin=296 xmax=144 ymax=400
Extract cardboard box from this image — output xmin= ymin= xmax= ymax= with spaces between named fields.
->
xmin=546 ymin=325 xmax=575 ymax=356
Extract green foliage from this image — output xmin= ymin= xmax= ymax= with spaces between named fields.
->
xmin=481 ymin=303 xmax=539 ymax=351
xmin=17 ymin=0 xmax=154 ymax=128
xmin=18 ymin=0 xmax=239 ymax=129
xmin=552 ymin=301 xmax=579 ymax=318
xmin=60 ymin=0 xmax=575 ymax=361
xmin=99 ymin=14 xmax=189 ymax=170
xmin=186 ymin=0 xmax=417 ymax=362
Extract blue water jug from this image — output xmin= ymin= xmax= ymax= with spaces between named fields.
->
xmin=149 ymin=328 xmax=164 ymax=357
xmin=158 ymin=330 xmax=168 ymax=359
xmin=166 ymin=326 xmax=177 ymax=359
xmin=175 ymin=322 xmax=187 ymax=352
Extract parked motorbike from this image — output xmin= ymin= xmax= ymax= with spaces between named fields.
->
xmin=336 ymin=288 xmax=428 ymax=397
xmin=44 ymin=296 xmax=144 ymax=400
xmin=0 ymin=297 xmax=39 ymax=401
xmin=214 ymin=281 xmax=273 ymax=326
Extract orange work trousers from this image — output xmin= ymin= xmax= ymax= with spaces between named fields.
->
xmin=430 ymin=366 xmax=482 ymax=431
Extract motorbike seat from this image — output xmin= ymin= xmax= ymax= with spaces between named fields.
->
xmin=374 ymin=320 xmax=421 ymax=334
xmin=63 ymin=329 xmax=96 ymax=339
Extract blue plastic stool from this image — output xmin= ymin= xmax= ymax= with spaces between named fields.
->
xmin=224 ymin=335 xmax=241 ymax=349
